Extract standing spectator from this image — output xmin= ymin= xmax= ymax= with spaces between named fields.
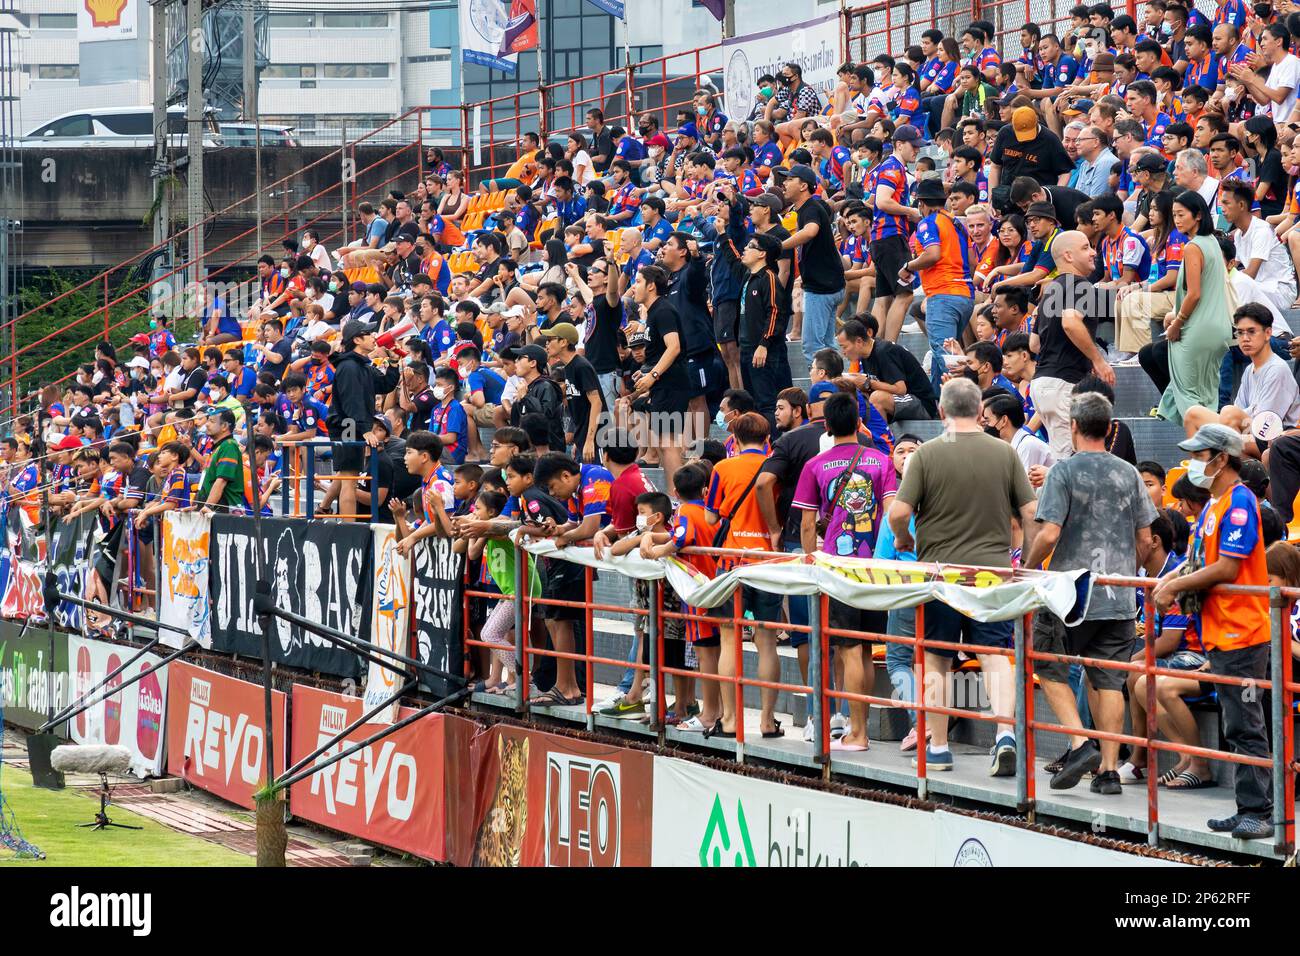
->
xmin=196 ymin=409 xmax=247 ymax=514
xmin=779 ymin=164 xmax=847 ymax=365
xmin=326 ymin=320 xmax=400 ymax=522
xmin=542 ymin=322 xmax=602 ymax=462
xmin=1023 ymin=393 xmax=1156 ymax=794
xmin=867 ymin=128 xmax=923 ymax=343
xmin=1153 ymin=424 xmax=1274 ymax=840
xmin=989 ymin=107 xmax=1075 ymax=194
xmin=791 ymin=392 xmax=897 ymax=751
xmin=627 ymin=266 xmax=690 ymax=488
xmin=1155 ymin=190 xmax=1232 ymax=426
xmin=1031 ymin=230 xmax=1113 ymax=459
xmin=900 ymin=177 xmax=977 ymax=397
xmin=889 ymin=378 xmax=1039 ymax=774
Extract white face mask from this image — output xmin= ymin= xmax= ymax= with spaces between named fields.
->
xmin=433 ymin=385 xmax=448 ymax=401
xmin=1185 ymin=456 xmax=1220 ymax=489
xmin=635 ymin=514 xmax=649 ymax=532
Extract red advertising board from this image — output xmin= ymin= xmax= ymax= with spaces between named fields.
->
xmin=289 ymin=684 xmax=461 ymax=861
xmin=462 ymin=724 xmax=653 ymax=867
xmin=165 ymin=660 xmax=287 ymax=809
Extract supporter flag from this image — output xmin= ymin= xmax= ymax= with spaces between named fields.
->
xmin=460 ymin=0 xmax=534 ymax=74
xmin=500 ymin=0 xmax=538 ymax=55
xmin=698 ymin=0 xmax=725 ymax=21
xmin=583 ymin=0 xmax=626 ymax=18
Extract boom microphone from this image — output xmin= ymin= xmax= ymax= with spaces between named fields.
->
xmin=50 ymin=745 xmax=133 ymax=776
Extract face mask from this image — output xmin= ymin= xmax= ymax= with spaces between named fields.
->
xmin=280 ymin=267 xmax=290 ymax=277
xmin=433 ymin=386 xmax=448 ymax=401
xmin=149 ymin=319 xmax=158 ymax=330
xmin=984 ymin=425 xmax=1001 ymax=438
xmin=635 ymin=515 xmax=649 ymax=532
xmin=1160 ymin=22 xmax=1173 ymax=37
xmin=858 ymin=158 xmax=872 ymax=168
xmin=715 ymin=410 xmax=727 ymax=428
xmin=649 ymin=147 xmax=663 ymax=160
xmin=760 ymin=85 xmax=774 ymax=98
xmin=1185 ymin=456 xmax=1220 ymax=488
xmin=697 ymin=105 xmax=707 ymax=115
xmin=780 ymin=75 xmax=792 ymax=86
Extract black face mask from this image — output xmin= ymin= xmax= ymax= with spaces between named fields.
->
xmin=780 ymin=75 xmax=793 ymax=86
xmin=984 ymin=425 xmax=1001 ymax=438
xmin=638 ymin=125 xmax=651 ymax=134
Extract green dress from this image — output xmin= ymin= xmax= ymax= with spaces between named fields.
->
xmin=1156 ymin=233 xmax=1232 ymax=426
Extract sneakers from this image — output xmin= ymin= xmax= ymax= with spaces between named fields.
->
xmin=829 ymin=712 xmax=848 ymax=740
xmin=1090 ymin=770 xmax=1123 ymax=795
xmin=594 ymin=695 xmax=645 ymax=718
xmin=989 ymin=735 xmax=1016 ymax=777
xmin=1116 ymin=761 xmax=1144 ymax=784
xmin=911 ymin=747 xmax=954 ymax=771
xmin=1044 ymin=747 xmax=1069 ymax=774
xmin=1207 ymin=814 xmax=1241 ymax=833
xmin=1050 ymin=743 xmax=1102 ymax=790
xmin=802 ymin=716 xmax=815 ymax=743
xmin=1230 ymin=816 xmax=1272 ymax=840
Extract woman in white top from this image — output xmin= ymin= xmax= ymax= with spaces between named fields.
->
xmin=301 ymin=229 xmax=333 ymax=272
xmin=567 ymin=132 xmax=594 ymax=186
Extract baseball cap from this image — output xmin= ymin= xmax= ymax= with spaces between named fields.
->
xmin=892 ymin=124 xmax=923 ymax=145
xmin=1134 ymin=152 xmax=1168 ymax=174
xmin=1062 ymin=97 xmax=1095 ymax=117
xmin=1012 ymin=106 xmax=1040 ymax=143
xmin=749 ymin=192 xmax=785 ymax=213
xmin=627 ymin=331 xmax=650 ymax=348
xmin=676 ymin=122 xmax=700 ymax=139
xmin=499 ymin=346 xmax=522 ymax=362
xmin=129 ymin=333 xmax=151 ymax=345
xmin=646 ymin=133 xmax=672 ymax=150
xmin=381 ymin=241 xmax=398 ymax=253
xmin=372 ymin=414 xmax=392 ymax=434
xmin=541 ymin=322 xmax=580 ymax=346
xmin=126 ymin=356 xmax=151 ymax=370
xmin=350 ymin=280 xmax=369 ymax=293
xmin=502 ymin=304 xmax=528 ymax=318
xmin=342 ymin=319 xmax=377 ymax=343
xmin=516 ymin=344 xmax=548 ymax=366
xmin=1179 ymin=423 xmax=1244 ymax=458
xmin=776 ymin=164 xmax=817 ymax=188
xmin=808 ymin=382 xmax=840 ymax=403
xmin=56 ymin=435 xmax=83 ymax=451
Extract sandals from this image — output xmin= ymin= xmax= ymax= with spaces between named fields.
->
xmin=1163 ymin=770 xmax=1215 ymax=790
xmin=1155 ymin=767 xmax=1181 ymax=786
xmin=830 ymin=738 xmax=869 ymax=752
xmin=704 ymin=719 xmax=735 ymax=739
xmin=676 ymin=715 xmax=710 ymax=732
xmin=761 ymin=719 xmax=784 ymax=739
xmin=530 ymin=686 xmax=584 ymax=707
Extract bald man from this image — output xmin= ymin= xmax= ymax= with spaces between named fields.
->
xmin=1030 ymin=229 xmax=1115 ymax=459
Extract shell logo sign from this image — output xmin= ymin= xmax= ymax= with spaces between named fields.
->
xmin=84 ymin=0 xmax=128 ymax=28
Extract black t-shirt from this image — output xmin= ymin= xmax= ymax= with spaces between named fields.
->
xmin=1256 ymin=148 xmax=1286 ymax=219
xmin=124 ymin=465 xmax=151 ymax=502
xmin=794 ymin=197 xmax=846 ymax=294
xmin=761 ymin=221 xmax=795 ymax=315
xmin=991 ymin=125 xmax=1074 ymax=186
xmin=1042 ymin=186 xmax=1090 ymax=232
xmin=1035 ymin=274 xmax=1098 ymax=384
xmin=263 ymin=339 xmax=293 ymax=384
xmin=562 ymin=353 xmax=601 ymax=449
xmin=591 ymin=127 xmax=615 ymax=171
xmin=644 ymin=297 xmax=692 ymax=401
xmin=409 ymin=387 xmax=436 ymax=431
xmin=359 ymin=449 xmax=395 ymax=523
xmin=519 ymin=486 xmax=569 ymax=525
xmin=180 ymin=367 xmax=208 ymax=409
xmin=862 ymin=340 xmax=937 ymax=413
xmin=761 ymin=419 xmax=875 ymax=547
xmin=1107 ymin=420 xmax=1137 ymax=467
xmin=584 ymin=297 xmax=622 ymax=374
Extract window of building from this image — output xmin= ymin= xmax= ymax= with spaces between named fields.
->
xmin=34 ymin=64 xmax=78 ymax=79
xmin=323 ymin=64 xmax=390 ymax=79
xmin=321 ymin=13 xmax=388 ymax=28
xmin=263 ymin=64 xmax=317 ymax=78
xmin=36 ymin=14 xmax=77 ymax=29
xmin=268 ymin=13 xmax=315 ymax=28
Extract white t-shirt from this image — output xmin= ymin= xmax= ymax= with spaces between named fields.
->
xmin=1233 ymin=216 xmax=1297 ymax=295
xmin=500 ymin=374 xmax=525 ymax=407
xmin=572 ymin=150 xmax=595 ymax=186
xmin=1012 ymin=428 xmax=1056 ymax=474
xmin=307 ymin=243 xmax=333 ymax=273
xmin=1264 ymin=53 xmax=1300 ymax=121
xmin=1228 ymin=269 xmax=1293 ymax=335
xmin=1195 ymin=175 xmax=1220 ymax=210
xmin=1236 ymin=352 xmax=1300 ymax=426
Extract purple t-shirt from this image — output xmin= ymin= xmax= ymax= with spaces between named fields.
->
xmin=790 ymin=443 xmax=897 ymax=558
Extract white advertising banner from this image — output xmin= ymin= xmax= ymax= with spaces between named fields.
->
xmin=933 ymin=811 xmax=1188 ymax=867
xmin=78 ymin=0 xmax=138 ymax=42
xmin=722 ymin=13 xmax=841 ymax=123
xmin=651 ymin=756 xmax=935 ymax=867
xmin=364 ymin=525 xmax=411 ymax=725
xmin=159 ymin=512 xmax=211 ymax=650
xmin=67 ymin=635 xmax=167 ymax=778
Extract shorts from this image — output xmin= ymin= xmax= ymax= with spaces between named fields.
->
xmin=1034 ymin=614 xmax=1136 ymax=692
xmin=869 ymin=235 xmax=910 ymax=297
xmin=330 ymin=438 xmax=364 ymax=473
xmin=472 ymin=404 xmax=497 ymax=427
xmin=634 ymin=578 xmax=686 ymax=643
xmin=707 ymin=584 xmax=782 ymax=638
xmin=827 ymin=599 xmax=886 ymax=650
xmin=890 ymin=392 xmax=934 ymax=421
xmin=921 ymin=599 xmax=1013 ymax=659
xmin=714 ymin=299 xmax=740 ymax=344
xmin=540 ymin=558 xmax=586 ymax=621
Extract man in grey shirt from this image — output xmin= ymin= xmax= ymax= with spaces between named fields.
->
xmin=1023 ymin=392 xmax=1156 ymax=795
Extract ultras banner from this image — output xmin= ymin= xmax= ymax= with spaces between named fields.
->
xmin=166 ymin=660 xmax=287 ymax=809
xmin=289 ymin=684 xmax=455 ymax=860
xmin=463 ymin=724 xmax=653 ymax=867
xmin=67 ymin=635 xmax=167 ymax=778
xmin=159 ymin=512 xmax=211 ymax=649
xmin=47 ymin=511 xmax=96 ymax=632
xmin=0 ymin=620 xmax=68 ymax=735
xmin=517 ymin=535 xmax=1092 ymax=625
xmin=364 ymin=525 xmax=411 ymax=724
xmin=209 ymin=517 xmax=372 ymax=677
xmin=412 ymin=534 xmax=464 ymax=698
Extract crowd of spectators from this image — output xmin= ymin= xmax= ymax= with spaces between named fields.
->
xmin=5 ymin=0 xmax=1300 ymax=841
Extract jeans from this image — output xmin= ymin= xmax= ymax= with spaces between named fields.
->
xmin=1217 ymin=336 xmax=1292 ymax=408
xmin=597 ymin=370 xmax=620 ymax=425
xmin=920 ymin=93 xmax=948 ymax=137
xmin=885 ymin=607 xmax=917 ymax=727
xmin=1067 ymin=663 xmax=1093 ymax=730
xmin=801 ymin=287 xmax=845 ymax=368
xmin=924 ymin=294 xmax=974 ymax=398
xmin=1207 ymin=644 xmax=1273 ymax=817
xmin=741 ymin=344 xmax=792 ymax=437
